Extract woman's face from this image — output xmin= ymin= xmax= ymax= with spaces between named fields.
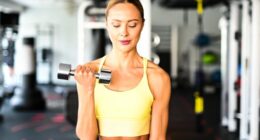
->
xmin=106 ymin=3 xmax=144 ymax=53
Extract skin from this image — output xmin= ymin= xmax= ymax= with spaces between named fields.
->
xmin=75 ymin=3 xmax=171 ymax=140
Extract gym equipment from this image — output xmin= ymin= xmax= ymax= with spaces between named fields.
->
xmin=78 ymin=1 xmax=108 ymax=64
xmin=193 ymin=33 xmax=211 ymax=47
xmin=0 ymin=91 xmax=3 ymax=123
xmin=202 ymin=51 xmax=218 ymax=65
xmin=249 ymin=0 xmax=260 ymax=139
xmin=0 ymin=88 xmax=14 ymax=122
xmin=211 ymin=69 xmax=221 ymax=84
xmin=151 ymin=32 xmax=161 ymax=47
xmin=0 ymin=12 xmax=19 ymax=27
xmin=10 ymin=37 xmax=46 ymax=111
xmin=57 ymin=63 xmax=112 ymax=84
xmin=219 ymin=13 xmax=229 ymax=128
xmin=239 ymin=1 xmax=252 ymax=139
xmin=1 ymin=28 xmax=17 ymax=94
xmin=159 ymin=0 xmax=227 ymax=9
xmin=151 ymin=32 xmax=161 ymax=65
xmin=193 ymin=0 xmax=206 ymax=133
xmin=92 ymin=29 xmax=106 ymax=59
xmin=227 ymin=2 xmax=240 ymax=132
xmin=65 ymin=89 xmax=78 ymax=126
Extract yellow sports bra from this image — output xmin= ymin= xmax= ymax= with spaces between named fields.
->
xmin=94 ymin=56 xmax=154 ymax=137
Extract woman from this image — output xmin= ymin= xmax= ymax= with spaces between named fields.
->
xmin=75 ymin=0 xmax=171 ymax=140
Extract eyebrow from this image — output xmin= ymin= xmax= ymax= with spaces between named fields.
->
xmin=111 ymin=19 xmax=140 ymax=22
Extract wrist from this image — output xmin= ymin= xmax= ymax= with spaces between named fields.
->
xmin=77 ymin=84 xmax=95 ymax=94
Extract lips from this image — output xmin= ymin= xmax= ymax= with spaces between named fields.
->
xmin=120 ymin=40 xmax=131 ymax=45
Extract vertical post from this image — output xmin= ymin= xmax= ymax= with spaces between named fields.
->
xmin=138 ymin=0 xmax=151 ymax=59
xmin=249 ymin=0 xmax=260 ymax=139
xmin=228 ymin=1 xmax=240 ymax=132
xmin=171 ymin=26 xmax=178 ymax=79
xmin=218 ymin=15 xmax=229 ymax=127
xmin=240 ymin=0 xmax=251 ymax=139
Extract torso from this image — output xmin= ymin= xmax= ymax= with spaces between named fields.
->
xmin=91 ymin=57 xmax=157 ymax=92
xmin=104 ymin=66 xmax=144 ymax=92
xmin=90 ymin=57 xmax=160 ymax=93
xmin=89 ymin=56 xmax=163 ymax=140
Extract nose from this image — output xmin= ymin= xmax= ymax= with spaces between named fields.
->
xmin=120 ymin=26 xmax=128 ymax=37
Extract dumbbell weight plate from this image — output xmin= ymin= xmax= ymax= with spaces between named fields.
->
xmin=57 ymin=63 xmax=72 ymax=80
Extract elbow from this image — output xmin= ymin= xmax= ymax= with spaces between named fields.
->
xmin=76 ymin=127 xmax=82 ymax=140
xmin=75 ymin=126 xmax=86 ymax=140
xmin=149 ymin=135 xmax=166 ymax=140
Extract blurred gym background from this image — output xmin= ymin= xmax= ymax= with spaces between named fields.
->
xmin=0 ymin=0 xmax=259 ymax=140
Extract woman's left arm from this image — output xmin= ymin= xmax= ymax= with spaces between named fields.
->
xmin=149 ymin=70 xmax=171 ymax=140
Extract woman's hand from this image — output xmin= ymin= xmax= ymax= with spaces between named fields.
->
xmin=74 ymin=64 xmax=97 ymax=96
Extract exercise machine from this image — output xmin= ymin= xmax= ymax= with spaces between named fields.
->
xmin=10 ymin=37 xmax=46 ymax=111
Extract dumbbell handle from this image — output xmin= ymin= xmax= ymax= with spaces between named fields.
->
xmin=68 ymin=70 xmax=100 ymax=78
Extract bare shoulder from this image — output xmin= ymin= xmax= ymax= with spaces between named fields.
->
xmin=146 ymin=60 xmax=171 ymax=98
xmin=147 ymin=60 xmax=171 ymax=83
xmin=82 ymin=57 xmax=104 ymax=71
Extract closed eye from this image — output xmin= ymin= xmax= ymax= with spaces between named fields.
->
xmin=128 ymin=22 xmax=137 ymax=28
xmin=113 ymin=25 xmax=120 ymax=28
xmin=111 ymin=21 xmax=120 ymax=28
xmin=129 ymin=25 xmax=136 ymax=28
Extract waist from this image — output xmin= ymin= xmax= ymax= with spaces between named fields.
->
xmin=97 ymin=116 xmax=151 ymax=137
xmin=100 ymin=134 xmax=149 ymax=140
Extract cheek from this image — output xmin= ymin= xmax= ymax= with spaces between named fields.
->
xmin=107 ymin=28 xmax=117 ymax=40
xmin=107 ymin=31 xmax=120 ymax=46
xmin=132 ymin=28 xmax=142 ymax=39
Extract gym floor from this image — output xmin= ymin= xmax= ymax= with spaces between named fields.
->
xmin=0 ymin=85 xmax=237 ymax=140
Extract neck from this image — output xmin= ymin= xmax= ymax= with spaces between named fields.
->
xmin=107 ymin=49 xmax=142 ymax=69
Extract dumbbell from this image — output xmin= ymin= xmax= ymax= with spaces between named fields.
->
xmin=57 ymin=63 xmax=111 ymax=84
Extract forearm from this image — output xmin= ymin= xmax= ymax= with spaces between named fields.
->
xmin=149 ymin=133 xmax=166 ymax=140
xmin=151 ymin=137 xmax=166 ymax=140
xmin=149 ymin=124 xmax=166 ymax=140
xmin=76 ymin=90 xmax=98 ymax=140
xmin=149 ymin=105 xmax=168 ymax=140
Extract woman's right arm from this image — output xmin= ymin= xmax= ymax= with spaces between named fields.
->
xmin=74 ymin=64 xmax=98 ymax=140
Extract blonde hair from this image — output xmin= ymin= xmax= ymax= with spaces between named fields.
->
xmin=105 ymin=0 xmax=145 ymax=22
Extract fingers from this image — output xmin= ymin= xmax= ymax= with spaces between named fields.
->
xmin=74 ymin=64 xmax=96 ymax=81
xmin=74 ymin=64 xmax=97 ymax=95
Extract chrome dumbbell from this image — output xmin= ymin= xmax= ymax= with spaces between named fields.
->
xmin=57 ymin=63 xmax=111 ymax=84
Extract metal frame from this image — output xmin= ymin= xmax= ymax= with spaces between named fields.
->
xmin=239 ymin=0 xmax=251 ymax=139
xmin=219 ymin=14 xmax=230 ymax=127
xmin=77 ymin=1 xmax=105 ymax=64
xmin=171 ymin=26 xmax=178 ymax=79
xmin=249 ymin=0 xmax=260 ymax=139
xmin=228 ymin=1 xmax=240 ymax=132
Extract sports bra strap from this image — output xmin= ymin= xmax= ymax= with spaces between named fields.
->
xmin=143 ymin=57 xmax=148 ymax=74
xmin=98 ymin=55 xmax=107 ymax=72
